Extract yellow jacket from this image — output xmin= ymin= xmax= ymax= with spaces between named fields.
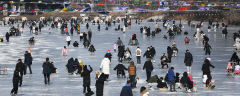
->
xmin=79 ymin=61 xmax=84 ymax=73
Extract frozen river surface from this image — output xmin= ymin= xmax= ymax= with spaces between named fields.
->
xmin=0 ymin=20 xmax=240 ymax=96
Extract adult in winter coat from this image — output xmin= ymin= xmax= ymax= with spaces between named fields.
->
xmin=136 ymin=47 xmax=142 ymax=64
xmin=120 ymin=80 xmax=133 ymax=96
xmin=204 ymin=42 xmax=212 ymax=55
xmin=70 ymin=27 xmax=74 ymax=35
xmin=66 ymin=58 xmax=76 ymax=74
xmin=180 ymin=72 xmax=193 ymax=92
xmin=202 ymin=58 xmax=215 ymax=77
xmin=86 ymin=23 xmax=89 ymax=29
xmin=118 ymin=45 xmax=125 ymax=61
xmin=42 ymin=58 xmax=52 ymax=84
xmin=100 ymin=55 xmax=111 ymax=79
xmin=81 ymin=65 xmax=93 ymax=93
xmin=95 ymin=71 xmax=105 ymax=96
xmin=24 ymin=51 xmax=33 ymax=74
xmin=88 ymin=30 xmax=92 ymax=42
xmin=66 ymin=36 xmax=71 ymax=46
xmin=15 ymin=59 xmax=25 ymax=86
xmin=143 ymin=59 xmax=154 ymax=82
xmin=114 ymin=62 xmax=127 ymax=77
xmin=83 ymin=32 xmax=87 ymax=42
xmin=167 ymin=46 xmax=173 ymax=63
xmin=5 ymin=32 xmax=10 ymax=42
xmin=116 ymin=37 xmax=123 ymax=46
xmin=128 ymin=61 xmax=137 ymax=88
xmin=11 ymin=70 xmax=20 ymax=95
xmin=150 ymin=46 xmax=156 ymax=59
xmin=184 ymin=50 xmax=193 ymax=74
xmin=168 ymin=67 xmax=176 ymax=92
xmin=140 ymin=86 xmax=149 ymax=96
xmin=143 ymin=47 xmax=152 ymax=59
xmin=222 ymin=28 xmax=228 ymax=38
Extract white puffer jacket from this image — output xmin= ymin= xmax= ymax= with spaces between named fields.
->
xmin=100 ymin=58 xmax=111 ymax=74
xmin=66 ymin=36 xmax=71 ymax=41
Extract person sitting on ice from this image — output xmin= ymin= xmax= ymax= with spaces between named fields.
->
xmin=226 ymin=61 xmax=233 ymax=73
xmin=29 ymin=37 xmax=35 ymax=45
xmin=62 ymin=46 xmax=68 ymax=56
xmin=234 ymin=64 xmax=240 ymax=74
xmin=114 ymin=61 xmax=127 ymax=78
xmin=157 ymin=77 xmax=168 ymax=90
xmin=83 ymin=39 xmax=90 ymax=48
xmin=160 ymin=53 xmax=168 ymax=69
xmin=125 ymin=48 xmax=132 ymax=61
xmin=88 ymin=44 xmax=96 ymax=54
xmin=73 ymin=41 xmax=79 ymax=47
xmin=180 ymin=72 xmax=193 ymax=92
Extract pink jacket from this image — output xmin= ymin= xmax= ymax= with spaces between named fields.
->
xmin=113 ymin=44 xmax=117 ymax=49
xmin=62 ymin=48 xmax=68 ymax=55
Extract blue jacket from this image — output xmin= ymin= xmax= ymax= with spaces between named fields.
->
xmin=168 ymin=69 xmax=175 ymax=82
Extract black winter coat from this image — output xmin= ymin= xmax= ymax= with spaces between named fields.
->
xmin=95 ymin=73 xmax=105 ymax=96
xmin=12 ymin=71 xmax=20 ymax=85
xmin=167 ymin=47 xmax=173 ymax=57
xmin=42 ymin=61 xmax=51 ymax=74
xmin=143 ymin=61 xmax=153 ymax=72
xmin=150 ymin=47 xmax=156 ymax=56
xmin=202 ymin=61 xmax=215 ymax=74
xmin=180 ymin=72 xmax=193 ymax=89
xmin=81 ymin=66 xmax=93 ymax=86
xmin=157 ymin=79 xmax=168 ymax=88
xmin=184 ymin=52 xmax=193 ymax=66
xmin=24 ymin=53 xmax=33 ymax=65
xmin=15 ymin=62 xmax=25 ymax=74
xmin=143 ymin=50 xmax=152 ymax=58
xmin=114 ymin=64 xmax=127 ymax=71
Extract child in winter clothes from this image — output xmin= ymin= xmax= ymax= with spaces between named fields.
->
xmin=113 ymin=43 xmax=117 ymax=52
xmin=226 ymin=61 xmax=233 ymax=72
xmin=234 ymin=64 xmax=240 ymax=74
xmin=113 ymin=62 xmax=127 ymax=78
xmin=157 ymin=77 xmax=168 ymax=89
xmin=62 ymin=46 xmax=68 ymax=56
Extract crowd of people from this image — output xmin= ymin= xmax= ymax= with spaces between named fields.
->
xmin=0 ymin=15 xmax=238 ymax=96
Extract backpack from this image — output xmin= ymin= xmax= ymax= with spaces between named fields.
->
xmin=136 ymin=50 xmax=140 ymax=55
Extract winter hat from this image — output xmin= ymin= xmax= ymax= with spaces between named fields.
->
xmin=207 ymin=58 xmax=211 ymax=61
